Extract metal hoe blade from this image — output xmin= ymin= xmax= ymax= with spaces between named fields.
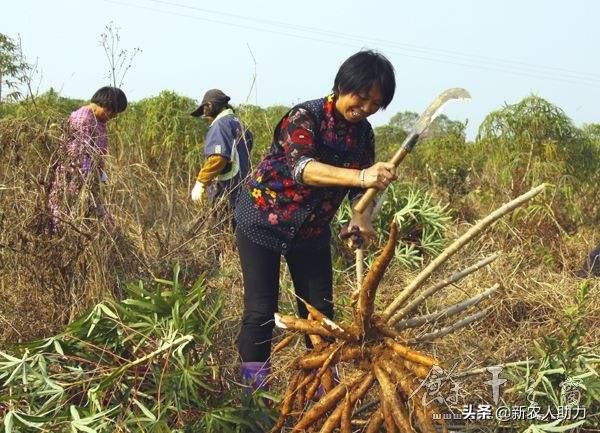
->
xmin=414 ymin=87 xmax=471 ymax=135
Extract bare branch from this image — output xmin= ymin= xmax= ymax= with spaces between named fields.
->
xmin=409 ymin=307 xmax=492 ymax=343
xmin=388 ymin=253 xmax=500 ymax=326
xmin=383 ymin=184 xmax=546 ymax=323
xmin=396 ymin=283 xmax=500 ymax=329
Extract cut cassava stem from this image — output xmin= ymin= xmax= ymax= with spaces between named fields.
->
xmin=383 ymin=184 xmax=546 ymax=324
xmin=389 ymin=253 xmax=500 ymax=326
xmin=396 ymin=283 xmax=500 ymax=329
xmin=409 ymin=307 xmax=492 ymax=343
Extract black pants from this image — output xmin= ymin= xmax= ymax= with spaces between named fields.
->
xmin=578 ymin=242 xmax=600 ymax=277
xmin=236 ymin=232 xmax=334 ymax=362
xmin=209 ymin=188 xmax=240 ymax=231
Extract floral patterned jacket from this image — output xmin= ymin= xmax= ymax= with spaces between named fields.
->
xmin=235 ymin=95 xmax=374 ymax=253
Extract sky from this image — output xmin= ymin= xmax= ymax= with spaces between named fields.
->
xmin=3 ymin=0 xmax=600 ymax=138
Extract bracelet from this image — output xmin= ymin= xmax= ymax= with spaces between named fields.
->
xmin=359 ymin=169 xmax=366 ymax=188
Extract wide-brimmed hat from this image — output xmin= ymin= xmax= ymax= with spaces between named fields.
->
xmin=190 ymin=89 xmax=231 ymax=117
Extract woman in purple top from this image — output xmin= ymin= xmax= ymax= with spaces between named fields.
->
xmin=47 ymin=86 xmax=127 ymax=231
xmin=234 ymin=50 xmax=397 ymax=388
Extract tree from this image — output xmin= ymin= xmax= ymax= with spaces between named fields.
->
xmin=389 ymin=110 xmax=419 ymax=131
xmin=582 ymin=123 xmax=600 ymax=145
xmin=0 ymin=33 xmax=31 ymax=104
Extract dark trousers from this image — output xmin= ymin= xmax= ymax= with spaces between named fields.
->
xmin=236 ymin=232 xmax=333 ymax=362
xmin=209 ymin=188 xmax=241 ymax=231
xmin=578 ymin=242 xmax=600 ymax=277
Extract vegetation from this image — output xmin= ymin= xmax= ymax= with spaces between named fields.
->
xmin=0 ymin=38 xmax=599 ymax=430
xmin=506 ymin=281 xmax=600 ymax=432
xmin=0 ymin=265 xmax=275 ymax=433
xmin=0 ymin=33 xmax=32 ymax=104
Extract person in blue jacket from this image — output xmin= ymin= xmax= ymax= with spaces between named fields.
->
xmin=190 ymin=89 xmax=253 ymax=226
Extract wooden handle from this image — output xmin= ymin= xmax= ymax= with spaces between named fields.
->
xmin=352 ymin=139 xmax=416 ymax=214
xmin=353 ymin=187 xmax=379 ymax=214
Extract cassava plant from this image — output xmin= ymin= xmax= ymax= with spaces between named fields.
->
xmin=0 ymin=264 xmax=272 ymax=433
xmin=505 ymin=280 xmax=600 ymax=432
xmin=333 ymin=183 xmax=451 ymax=270
xmin=475 ymin=95 xmax=600 ymax=226
xmin=268 ymin=184 xmax=546 ymax=433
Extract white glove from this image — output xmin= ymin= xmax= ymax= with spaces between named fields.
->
xmin=99 ymin=169 xmax=108 ymax=183
xmin=191 ymin=181 xmax=206 ymax=202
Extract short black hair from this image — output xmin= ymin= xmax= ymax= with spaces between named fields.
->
xmin=333 ymin=50 xmax=395 ymax=108
xmin=91 ymin=86 xmax=128 ymax=113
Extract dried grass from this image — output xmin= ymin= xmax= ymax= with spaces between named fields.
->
xmin=1 ymin=116 xmax=598 ymax=411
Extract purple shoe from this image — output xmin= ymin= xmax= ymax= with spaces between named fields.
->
xmin=240 ymin=361 xmax=271 ymax=392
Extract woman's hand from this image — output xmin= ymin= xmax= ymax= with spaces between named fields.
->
xmin=341 ymin=203 xmax=377 ymax=249
xmin=361 ymin=162 xmax=397 ymax=190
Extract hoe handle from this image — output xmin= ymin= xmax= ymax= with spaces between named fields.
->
xmin=352 ymin=132 xmax=419 ymax=214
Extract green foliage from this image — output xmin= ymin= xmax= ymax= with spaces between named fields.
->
xmin=112 ymin=96 xmax=288 ymax=181
xmin=237 ymin=104 xmax=289 ymax=163
xmin=582 ymin=123 xmax=600 ymax=146
xmin=477 ymin=95 xmax=597 ymax=180
xmin=113 ymin=91 xmax=206 ymax=179
xmin=0 ymin=264 xmax=274 ymax=433
xmin=372 ymin=110 xmax=414 ymax=158
xmin=388 ymin=185 xmax=451 ymax=268
xmin=374 ymin=111 xmax=472 ymax=204
xmin=1 ymin=88 xmax=83 ymax=122
xmin=409 ymin=118 xmax=471 ymax=200
xmin=0 ymin=33 xmax=31 ymax=103
xmin=332 ymin=183 xmax=451 ymax=270
xmin=506 ymin=281 xmax=600 ymax=431
xmin=373 ymin=122 xmax=406 ymax=160
xmin=475 ymin=95 xmax=600 ymax=224
xmin=389 ymin=110 xmax=419 ymax=131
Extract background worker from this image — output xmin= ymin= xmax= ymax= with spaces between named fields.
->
xmin=47 ymin=86 xmax=128 ymax=231
xmin=190 ymin=89 xmax=253 ymax=228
